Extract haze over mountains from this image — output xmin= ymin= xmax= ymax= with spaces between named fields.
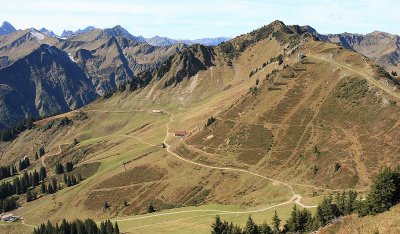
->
xmin=143 ymin=36 xmax=231 ymax=46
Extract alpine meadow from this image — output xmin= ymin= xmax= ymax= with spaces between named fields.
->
xmin=1 ymin=1 xmax=400 ymax=233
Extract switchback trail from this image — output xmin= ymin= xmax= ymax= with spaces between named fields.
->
xmin=112 ymin=110 xmax=319 ymax=229
xmin=41 ymin=143 xmax=70 ymax=167
xmin=35 ymin=108 xmax=324 ymax=230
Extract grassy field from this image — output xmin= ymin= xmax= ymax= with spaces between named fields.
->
xmin=114 ymin=202 xmax=318 ymax=233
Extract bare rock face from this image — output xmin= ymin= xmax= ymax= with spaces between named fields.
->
xmin=0 ymin=25 xmax=185 ymax=128
xmin=57 ymin=26 xmax=186 ymax=95
xmin=155 ymin=44 xmax=215 ymax=88
xmin=0 ymin=44 xmax=98 ymax=128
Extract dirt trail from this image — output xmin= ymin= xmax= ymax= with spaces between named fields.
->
xmin=41 ymin=143 xmax=70 ymax=167
xmin=309 ymin=55 xmax=400 ymax=101
xmin=32 ymin=109 xmax=320 ymax=229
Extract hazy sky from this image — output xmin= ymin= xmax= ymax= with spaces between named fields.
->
xmin=1 ymin=0 xmax=399 ymax=39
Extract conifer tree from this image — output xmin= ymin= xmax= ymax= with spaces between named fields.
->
xmin=272 ymin=211 xmax=281 ymax=234
xmin=211 ymin=215 xmax=224 ymax=234
xmin=39 ymin=166 xmax=47 ymax=181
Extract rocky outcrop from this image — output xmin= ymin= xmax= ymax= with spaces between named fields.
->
xmin=0 ymin=44 xmax=97 ymax=128
xmin=156 ymin=44 xmax=215 ymax=87
xmin=304 ymin=27 xmax=400 ymax=73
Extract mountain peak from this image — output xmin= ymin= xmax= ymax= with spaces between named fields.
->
xmin=2 ymin=21 xmax=12 ymax=27
xmin=39 ymin=28 xmax=57 ymax=37
xmin=0 ymin=21 xmax=17 ymax=35
xmin=269 ymin=20 xmax=287 ymax=30
xmin=61 ymin=26 xmax=96 ymax=38
xmin=103 ymin=25 xmax=145 ymax=43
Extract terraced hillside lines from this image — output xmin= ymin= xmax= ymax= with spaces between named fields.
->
xmin=339 ymin=127 xmax=369 ymax=186
xmin=310 ymin=55 xmax=400 ymax=101
xmin=276 ymin=66 xmax=345 ymax=173
xmin=161 ymin=111 xmax=322 ymax=207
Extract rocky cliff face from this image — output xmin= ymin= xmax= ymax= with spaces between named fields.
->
xmin=0 ymin=25 xmax=185 ymax=128
xmin=155 ymin=44 xmax=215 ymax=87
xmin=0 ymin=44 xmax=97 ymax=128
xmin=57 ymin=26 xmax=186 ymax=95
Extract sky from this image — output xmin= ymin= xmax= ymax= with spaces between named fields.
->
xmin=0 ymin=0 xmax=399 ymax=39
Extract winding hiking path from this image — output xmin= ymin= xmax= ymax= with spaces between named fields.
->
xmin=33 ymin=108 xmax=320 ymax=230
xmin=111 ymin=110 xmax=318 ymax=230
xmin=41 ymin=143 xmax=70 ymax=167
xmin=309 ymin=55 xmax=400 ymax=101
xmin=21 ymin=55 xmax=387 ymax=231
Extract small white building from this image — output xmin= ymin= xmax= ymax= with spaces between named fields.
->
xmin=298 ymin=53 xmax=306 ymax=60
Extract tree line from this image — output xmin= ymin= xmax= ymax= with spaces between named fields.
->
xmin=0 ymin=166 xmax=47 ymax=211
xmin=211 ymin=167 xmax=400 ymax=233
xmin=33 ymin=218 xmax=119 ymax=234
xmin=63 ymin=173 xmax=82 ymax=187
xmin=0 ymin=116 xmax=34 ymax=141
xmin=0 ymin=167 xmax=47 ymax=200
xmin=55 ymin=161 xmax=74 ymax=175
xmin=0 ymin=156 xmax=34 ymax=181
xmin=0 ymin=164 xmax=17 ymax=180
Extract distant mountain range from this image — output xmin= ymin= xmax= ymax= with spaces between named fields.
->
xmin=61 ymin=26 xmax=96 ymax=38
xmin=143 ymin=36 xmax=231 ymax=46
xmin=0 ymin=22 xmax=229 ymax=46
xmin=309 ymin=28 xmax=400 ymax=74
xmin=0 ymin=20 xmax=399 ymax=129
xmin=0 ymin=22 xmax=185 ymax=128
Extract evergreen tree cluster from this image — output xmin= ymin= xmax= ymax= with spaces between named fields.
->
xmin=0 ymin=164 xmax=17 ymax=180
xmin=0 ymin=196 xmax=18 ymax=213
xmin=19 ymin=157 xmax=31 ymax=171
xmin=358 ymin=167 xmax=400 ymax=216
xmin=33 ymin=218 xmax=119 ymax=234
xmin=0 ymin=168 xmax=47 ymax=200
xmin=0 ymin=167 xmax=47 ymax=209
xmin=63 ymin=173 xmax=82 ymax=187
xmin=55 ymin=161 xmax=74 ymax=175
xmin=55 ymin=162 xmax=64 ymax=175
xmin=212 ymin=191 xmax=359 ymax=234
xmin=211 ymin=214 xmax=275 ymax=234
xmin=0 ymin=117 xmax=34 ymax=142
xmin=42 ymin=178 xmax=60 ymax=194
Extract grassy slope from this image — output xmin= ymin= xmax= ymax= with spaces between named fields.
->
xmin=321 ymin=204 xmax=400 ymax=234
xmin=1 ymin=30 xmax=400 ymax=233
